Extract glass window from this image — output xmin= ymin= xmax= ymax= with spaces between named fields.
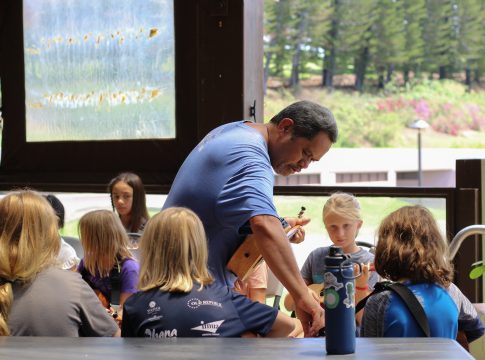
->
xmin=0 ymin=77 xmax=2 ymax=158
xmin=23 ymin=0 xmax=175 ymax=142
xmin=23 ymin=193 xmax=444 ymax=265
xmin=273 ymin=195 xmax=446 ymax=269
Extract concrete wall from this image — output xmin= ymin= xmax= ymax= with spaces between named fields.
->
xmin=297 ymin=148 xmax=485 ymax=187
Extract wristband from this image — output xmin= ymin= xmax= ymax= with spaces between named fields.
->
xmin=355 ymin=286 xmax=368 ymax=291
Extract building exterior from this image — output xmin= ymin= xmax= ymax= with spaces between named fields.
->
xmin=275 ymin=148 xmax=485 ymax=187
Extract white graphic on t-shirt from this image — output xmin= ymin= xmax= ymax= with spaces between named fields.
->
xmin=191 ymin=320 xmax=224 ymax=334
xmin=144 ymin=328 xmax=177 ymax=338
xmin=187 ymin=298 xmax=223 ymax=309
xmin=147 ymin=300 xmax=161 ymax=314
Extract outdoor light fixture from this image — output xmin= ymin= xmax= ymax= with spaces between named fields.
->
xmin=407 ymin=119 xmax=429 ymax=187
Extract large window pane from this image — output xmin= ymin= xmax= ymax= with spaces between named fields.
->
xmin=273 ymin=195 xmax=447 ymax=269
xmin=0 ymin=77 xmax=2 ymax=157
xmin=23 ymin=0 xmax=175 ymax=142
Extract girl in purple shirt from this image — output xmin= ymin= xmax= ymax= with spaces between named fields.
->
xmin=78 ymin=210 xmax=139 ymax=321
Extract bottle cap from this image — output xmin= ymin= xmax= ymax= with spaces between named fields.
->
xmin=328 ymin=245 xmax=344 ymax=257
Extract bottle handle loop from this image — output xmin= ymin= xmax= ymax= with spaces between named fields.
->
xmin=339 ymin=259 xmax=362 ymax=279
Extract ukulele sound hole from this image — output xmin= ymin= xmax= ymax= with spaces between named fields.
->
xmin=244 ymin=252 xmax=250 ymax=258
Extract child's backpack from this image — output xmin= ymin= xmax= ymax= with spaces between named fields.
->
xmin=356 ymin=281 xmax=469 ymax=351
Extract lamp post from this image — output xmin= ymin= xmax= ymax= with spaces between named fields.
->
xmin=407 ymin=119 xmax=429 ymax=187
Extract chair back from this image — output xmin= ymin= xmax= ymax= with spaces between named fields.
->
xmin=356 ymin=240 xmax=376 ymax=254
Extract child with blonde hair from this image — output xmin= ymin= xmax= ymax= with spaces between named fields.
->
xmin=361 ymin=205 xmax=484 ymax=342
xmin=285 ymin=192 xmax=377 ymax=324
xmin=0 ymin=190 xmax=118 ymax=336
xmin=121 ymin=207 xmax=297 ymax=338
xmin=78 ymin=210 xmax=139 ymax=318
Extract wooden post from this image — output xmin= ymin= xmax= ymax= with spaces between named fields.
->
xmin=453 ymin=159 xmax=484 ymax=302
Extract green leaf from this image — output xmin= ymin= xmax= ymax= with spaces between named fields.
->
xmin=469 ymin=265 xmax=485 ymax=280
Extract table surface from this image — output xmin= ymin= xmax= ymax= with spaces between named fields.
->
xmin=0 ymin=337 xmax=473 ymax=360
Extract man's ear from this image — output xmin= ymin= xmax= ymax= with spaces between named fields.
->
xmin=277 ymin=118 xmax=294 ymax=134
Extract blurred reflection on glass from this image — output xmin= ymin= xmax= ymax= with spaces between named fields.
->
xmin=23 ymin=0 xmax=175 ymax=142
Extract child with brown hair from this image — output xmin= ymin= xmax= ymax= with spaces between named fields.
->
xmin=108 ymin=172 xmax=150 ymax=236
xmin=121 ymin=207 xmax=298 ymax=338
xmin=361 ymin=205 xmax=484 ymax=343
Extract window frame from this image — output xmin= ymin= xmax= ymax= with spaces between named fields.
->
xmin=0 ymin=1 xmax=197 ymax=190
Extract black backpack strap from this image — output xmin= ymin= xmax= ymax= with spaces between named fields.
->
xmin=356 ymin=281 xmax=431 ymax=337
xmin=109 ymin=258 xmax=122 ymax=306
xmin=387 ymin=283 xmax=430 ymax=337
xmin=355 ymin=281 xmax=393 ymax=314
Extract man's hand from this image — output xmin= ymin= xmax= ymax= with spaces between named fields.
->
xmin=250 ymin=215 xmax=321 ymax=336
xmin=294 ymin=291 xmax=325 ymax=337
xmin=284 ymin=217 xmax=310 ymax=244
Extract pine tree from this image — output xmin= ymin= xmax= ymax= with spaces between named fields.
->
xmin=455 ymin=0 xmax=484 ymax=89
xmin=401 ymin=0 xmax=426 ymax=83
xmin=263 ymin=0 xmax=292 ymax=90
xmin=371 ymin=0 xmax=407 ymax=88
xmin=423 ymin=0 xmax=458 ymax=79
xmin=476 ymin=0 xmax=485 ymax=83
xmin=321 ymin=0 xmax=340 ymax=89
xmin=337 ymin=0 xmax=378 ymax=91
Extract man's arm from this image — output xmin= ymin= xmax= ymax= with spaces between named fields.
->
xmin=249 ymin=214 xmax=324 ymax=336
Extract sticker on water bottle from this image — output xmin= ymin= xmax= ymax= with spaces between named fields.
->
xmin=323 ymin=272 xmax=343 ymax=290
xmin=325 ymin=288 xmax=339 ymax=309
xmin=343 ymin=282 xmax=355 ymax=309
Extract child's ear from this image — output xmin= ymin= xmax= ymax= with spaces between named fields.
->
xmin=356 ymin=220 xmax=363 ymax=230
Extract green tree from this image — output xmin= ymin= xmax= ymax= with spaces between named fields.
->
xmin=321 ymin=0 xmax=340 ymax=89
xmin=423 ymin=0 xmax=458 ymax=79
xmin=455 ymin=0 xmax=484 ymax=89
xmin=337 ymin=0 xmax=378 ymax=91
xmin=263 ymin=0 xmax=292 ymax=89
xmin=371 ymin=0 xmax=406 ymax=88
xmin=275 ymin=0 xmax=331 ymax=89
xmin=476 ymin=0 xmax=485 ymax=83
xmin=401 ymin=0 xmax=426 ymax=83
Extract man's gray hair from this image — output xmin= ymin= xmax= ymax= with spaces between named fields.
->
xmin=269 ymin=100 xmax=338 ymax=143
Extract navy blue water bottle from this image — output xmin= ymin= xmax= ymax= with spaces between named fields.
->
xmin=324 ymin=246 xmax=357 ymax=354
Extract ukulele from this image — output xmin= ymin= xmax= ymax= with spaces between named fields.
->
xmin=95 ymin=290 xmax=123 ymax=326
xmin=284 ymin=283 xmax=324 ymax=312
xmin=308 ymin=283 xmax=324 ymax=304
xmin=227 ymin=207 xmax=306 ymax=281
xmin=82 ymin=259 xmax=123 ymax=327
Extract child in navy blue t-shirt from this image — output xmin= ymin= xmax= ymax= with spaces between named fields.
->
xmin=121 ymin=207 xmax=297 ymax=338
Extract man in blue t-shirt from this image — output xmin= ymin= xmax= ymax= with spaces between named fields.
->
xmin=163 ymin=100 xmax=338 ymax=336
